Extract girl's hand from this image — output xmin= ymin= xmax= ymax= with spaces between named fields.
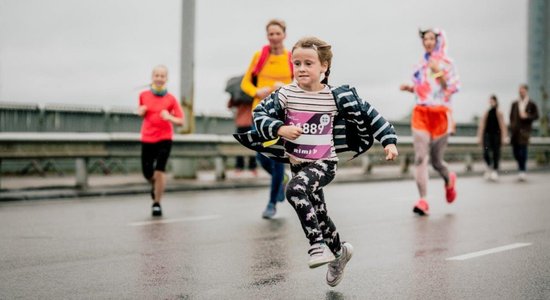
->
xmin=160 ymin=110 xmax=171 ymax=121
xmin=384 ymin=144 xmax=399 ymax=161
xmin=137 ymin=105 xmax=147 ymax=117
xmin=399 ymin=84 xmax=414 ymax=93
xmin=428 ymin=59 xmax=440 ymax=73
xmin=277 ymin=125 xmax=303 ymax=140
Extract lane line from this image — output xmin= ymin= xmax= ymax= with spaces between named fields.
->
xmin=446 ymin=243 xmax=532 ymax=261
xmin=128 ymin=215 xmax=221 ymax=226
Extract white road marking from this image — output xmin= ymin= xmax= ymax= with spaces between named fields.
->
xmin=446 ymin=243 xmax=532 ymax=261
xmin=128 ymin=215 xmax=221 ymax=226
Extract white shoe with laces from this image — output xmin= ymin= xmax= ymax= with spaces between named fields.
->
xmin=489 ymin=171 xmax=499 ymax=181
xmin=326 ymin=242 xmax=353 ymax=287
xmin=308 ymin=242 xmax=335 ymax=269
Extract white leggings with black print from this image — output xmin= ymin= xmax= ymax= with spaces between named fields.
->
xmin=286 ymin=160 xmax=342 ymax=255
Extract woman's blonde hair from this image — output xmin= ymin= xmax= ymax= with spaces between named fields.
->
xmin=292 ymin=36 xmax=333 ymax=84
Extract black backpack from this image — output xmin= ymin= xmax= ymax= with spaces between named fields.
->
xmin=225 ymin=75 xmax=253 ymax=105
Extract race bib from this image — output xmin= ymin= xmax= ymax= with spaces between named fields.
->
xmin=284 ymin=111 xmax=333 ymax=160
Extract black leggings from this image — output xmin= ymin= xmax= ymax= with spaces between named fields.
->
xmin=483 ymin=134 xmax=501 ymax=170
xmin=141 ymin=140 xmax=172 ymax=180
xmin=286 ymin=160 xmax=341 ymax=255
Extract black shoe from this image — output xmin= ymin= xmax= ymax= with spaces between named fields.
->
xmin=152 ymin=203 xmax=162 ymax=217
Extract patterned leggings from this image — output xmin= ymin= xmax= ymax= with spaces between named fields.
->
xmin=413 ymin=130 xmax=450 ymax=198
xmin=286 ymin=160 xmax=341 ymax=255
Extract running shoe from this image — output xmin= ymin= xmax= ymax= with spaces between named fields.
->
xmin=446 ymin=172 xmax=457 ymax=203
xmin=326 ymin=242 xmax=354 ymax=287
xmin=413 ymin=198 xmax=429 ymax=216
xmin=152 ymin=203 xmax=162 ymax=217
xmin=262 ymin=204 xmax=276 ymax=219
xmin=308 ymin=242 xmax=335 ymax=269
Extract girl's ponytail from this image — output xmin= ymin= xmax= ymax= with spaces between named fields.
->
xmin=321 ymin=68 xmax=331 ymax=85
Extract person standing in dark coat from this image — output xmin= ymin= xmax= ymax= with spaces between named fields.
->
xmin=477 ymin=95 xmax=507 ymax=181
xmin=509 ymin=84 xmax=539 ymax=181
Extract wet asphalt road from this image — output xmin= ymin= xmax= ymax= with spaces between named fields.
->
xmin=1 ymin=172 xmax=549 ymax=299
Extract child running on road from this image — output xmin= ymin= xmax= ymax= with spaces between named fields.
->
xmin=234 ymin=36 xmax=398 ymax=287
xmin=399 ymin=28 xmax=460 ymax=216
xmin=137 ymin=65 xmax=184 ymax=217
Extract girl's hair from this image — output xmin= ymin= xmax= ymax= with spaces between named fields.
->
xmin=152 ymin=64 xmax=168 ymax=75
xmin=266 ymin=19 xmax=286 ymax=33
xmin=418 ymin=28 xmax=439 ymax=39
xmin=292 ymin=36 xmax=333 ymax=84
xmin=490 ymin=94 xmax=498 ymax=107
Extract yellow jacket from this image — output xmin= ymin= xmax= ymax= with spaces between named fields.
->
xmin=240 ymin=49 xmax=293 ymax=110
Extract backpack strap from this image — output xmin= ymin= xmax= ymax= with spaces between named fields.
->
xmin=252 ymin=45 xmax=294 ymax=85
xmin=252 ymin=45 xmax=271 ymax=77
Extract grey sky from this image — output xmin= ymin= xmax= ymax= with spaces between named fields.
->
xmin=0 ymin=0 xmax=527 ymax=122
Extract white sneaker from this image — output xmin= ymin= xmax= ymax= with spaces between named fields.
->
xmin=518 ymin=172 xmax=526 ymax=182
xmin=308 ymin=243 xmax=335 ymax=269
xmin=326 ymin=242 xmax=354 ymax=287
xmin=489 ymin=171 xmax=499 ymax=181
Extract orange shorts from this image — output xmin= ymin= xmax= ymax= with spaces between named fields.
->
xmin=411 ymin=105 xmax=452 ymax=139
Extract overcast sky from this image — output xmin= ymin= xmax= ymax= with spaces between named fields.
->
xmin=0 ymin=0 xmax=528 ymax=122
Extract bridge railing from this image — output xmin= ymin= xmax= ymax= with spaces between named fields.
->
xmin=1 ymin=132 xmax=549 ymax=189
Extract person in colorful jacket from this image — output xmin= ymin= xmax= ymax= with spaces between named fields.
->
xmin=235 ymin=36 xmax=398 ymax=287
xmin=240 ymin=19 xmax=294 ymax=219
xmin=400 ymin=28 xmax=460 ymax=216
xmin=137 ymin=65 xmax=184 ymax=217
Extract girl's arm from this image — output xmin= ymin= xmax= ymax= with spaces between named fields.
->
xmin=160 ymin=110 xmax=184 ymax=125
xmin=252 ymin=92 xmax=285 ymax=140
xmin=241 ymin=52 xmax=261 ymax=99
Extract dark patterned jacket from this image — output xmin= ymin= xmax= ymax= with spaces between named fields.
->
xmin=233 ymin=85 xmax=397 ymax=163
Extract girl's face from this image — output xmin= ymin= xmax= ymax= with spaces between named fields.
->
xmin=292 ymin=47 xmax=328 ymax=91
xmin=266 ymin=25 xmax=286 ymax=47
xmin=422 ymin=32 xmax=437 ymax=53
xmin=152 ymin=68 xmax=168 ymax=87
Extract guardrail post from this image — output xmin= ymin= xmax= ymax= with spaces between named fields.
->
xmin=464 ymin=153 xmax=473 ymax=172
xmin=361 ymin=155 xmax=371 ymax=174
xmin=400 ymin=154 xmax=411 ymax=174
xmin=214 ymin=157 xmax=226 ymax=180
xmin=75 ymin=158 xmax=89 ymax=189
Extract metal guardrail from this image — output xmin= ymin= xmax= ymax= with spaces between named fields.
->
xmin=1 ymin=132 xmax=549 ymax=189
xmin=0 ymin=101 xmax=480 ymax=136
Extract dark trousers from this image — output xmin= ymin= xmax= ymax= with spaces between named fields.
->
xmin=512 ymin=143 xmax=528 ymax=172
xmin=483 ymin=134 xmax=501 ymax=170
xmin=256 ymin=153 xmax=285 ymax=205
xmin=235 ymin=126 xmax=257 ymax=170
